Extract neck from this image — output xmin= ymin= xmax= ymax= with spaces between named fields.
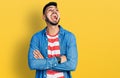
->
xmin=46 ymin=24 xmax=59 ymax=36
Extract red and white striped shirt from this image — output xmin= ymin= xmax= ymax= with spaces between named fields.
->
xmin=46 ymin=32 xmax=64 ymax=78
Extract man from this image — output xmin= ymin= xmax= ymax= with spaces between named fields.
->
xmin=28 ymin=2 xmax=78 ymax=78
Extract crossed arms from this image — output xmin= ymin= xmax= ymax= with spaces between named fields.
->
xmin=28 ymin=34 xmax=78 ymax=71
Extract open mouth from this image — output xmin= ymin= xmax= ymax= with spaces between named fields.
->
xmin=51 ymin=13 xmax=58 ymax=21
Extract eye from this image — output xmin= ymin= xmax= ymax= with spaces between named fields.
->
xmin=48 ymin=9 xmax=52 ymax=12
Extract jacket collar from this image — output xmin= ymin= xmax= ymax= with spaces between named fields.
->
xmin=42 ymin=25 xmax=64 ymax=36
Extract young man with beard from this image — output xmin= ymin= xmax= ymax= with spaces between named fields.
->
xmin=28 ymin=2 xmax=78 ymax=78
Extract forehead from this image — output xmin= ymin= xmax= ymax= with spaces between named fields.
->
xmin=46 ymin=5 xmax=57 ymax=10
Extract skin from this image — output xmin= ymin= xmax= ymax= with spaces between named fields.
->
xmin=33 ymin=5 xmax=67 ymax=63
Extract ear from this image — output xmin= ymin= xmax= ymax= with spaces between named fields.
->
xmin=42 ymin=14 xmax=46 ymax=20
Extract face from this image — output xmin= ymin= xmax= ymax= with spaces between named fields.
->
xmin=44 ymin=5 xmax=60 ymax=25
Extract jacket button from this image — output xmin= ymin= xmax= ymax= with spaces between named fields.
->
xmin=46 ymin=67 xmax=49 ymax=69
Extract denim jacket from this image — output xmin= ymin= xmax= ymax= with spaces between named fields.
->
xmin=28 ymin=26 xmax=78 ymax=78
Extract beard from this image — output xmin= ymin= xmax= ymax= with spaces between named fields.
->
xmin=45 ymin=15 xmax=60 ymax=26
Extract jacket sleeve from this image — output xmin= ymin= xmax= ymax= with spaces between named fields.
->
xmin=52 ymin=33 xmax=78 ymax=71
xmin=28 ymin=34 xmax=58 ymax=70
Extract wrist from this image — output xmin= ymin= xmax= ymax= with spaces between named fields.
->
xmin=56 ymin=57 xmax=61 ymax=64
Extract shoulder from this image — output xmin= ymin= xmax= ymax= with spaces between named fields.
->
xmin=60 ymin=26 xmax=75 ymax=37
xmin=31 ymin=28 xmax=45 ymax=40
xmin=63 ymin=28 xmax=76 ymax=39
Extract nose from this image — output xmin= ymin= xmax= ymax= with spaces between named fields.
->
xmin=52 ymin=11 xmax=57 ymax=15
xmin=53 ymin=11 xmax=56 ymax=14
xmin=52 ymin=10 xmax=56 ymax=13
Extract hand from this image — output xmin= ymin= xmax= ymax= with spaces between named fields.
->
xmin=33 ymin=49 xmax=44 ymax=59
xmin=60 ymin=55 xmax=67 ymax=63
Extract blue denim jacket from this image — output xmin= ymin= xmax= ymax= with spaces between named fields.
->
xmin=28 ymin=26 xmax=78 ymax=78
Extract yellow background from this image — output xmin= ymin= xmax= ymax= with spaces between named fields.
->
xmin=0 ymin=0 xmax=120 ymax=78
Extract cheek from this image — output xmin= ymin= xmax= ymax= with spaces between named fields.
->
xmin=56 ymin=11 xmax=60 ymax=17
xmin=47 ymin=12 xmax=52 ymax=16
xmin=46 ymin=13 xmax=52 ymax=19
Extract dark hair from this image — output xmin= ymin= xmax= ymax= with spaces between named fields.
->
xmin=43 ymin=2 xmax=57 ymax=14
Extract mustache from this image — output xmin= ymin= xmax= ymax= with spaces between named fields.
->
xmin=51 ymin=12 xmax=57 ymax=15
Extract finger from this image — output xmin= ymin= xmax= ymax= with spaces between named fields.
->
xmin=33 ymin=51 xmax=44 ymax=59
xmin=35 ymin=50 xmax=42 ymax=55
xmin=33 ymin=52 xmax=41 ymax=59
xmin=33 ymin=51 xmax=38 ymax=55
xmin=34 ymin=56 xmax=37 ymax=59
xmin=34 ymin=54 xmax=44 ymax=59
xmin=40 ymin=56 xmax=44 ymax=59
xmin=34 ymin=50 xmax=44 ymax=58
xmin=34 ymin=55 xmax=39 ymax=59
xmin=33 ymin=50 xmax=44 ymax=59
xmin=34 ymin=50 xmax=39 ymax=54
xmin=38 ymin=54 xmax=44 ymax=59
xmin=33 ymin=51 xmax=38 ymax=56
xmin=34 ymin=52 xmax=43 ymax=59
xmin=34 ymin=55 xmax=37 ymax=59
xmin=34 ymin=51 xmax=42 ymax=57
xmin=35 ymin=49 xmax=40 ymax=53
xmin=34 ymin=51 xmax=41 ymax=57
xmin=34 ymin=54 xmax=43 ymax=59
xmin=34 ymin=50 xmax=41 ymax=55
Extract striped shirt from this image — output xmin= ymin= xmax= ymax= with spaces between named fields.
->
xmin=46 ymin=32 xmax=64 ymax=78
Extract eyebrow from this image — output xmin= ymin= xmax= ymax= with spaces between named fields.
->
xmin=47 ymin=6 xmax=57 ymax=10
